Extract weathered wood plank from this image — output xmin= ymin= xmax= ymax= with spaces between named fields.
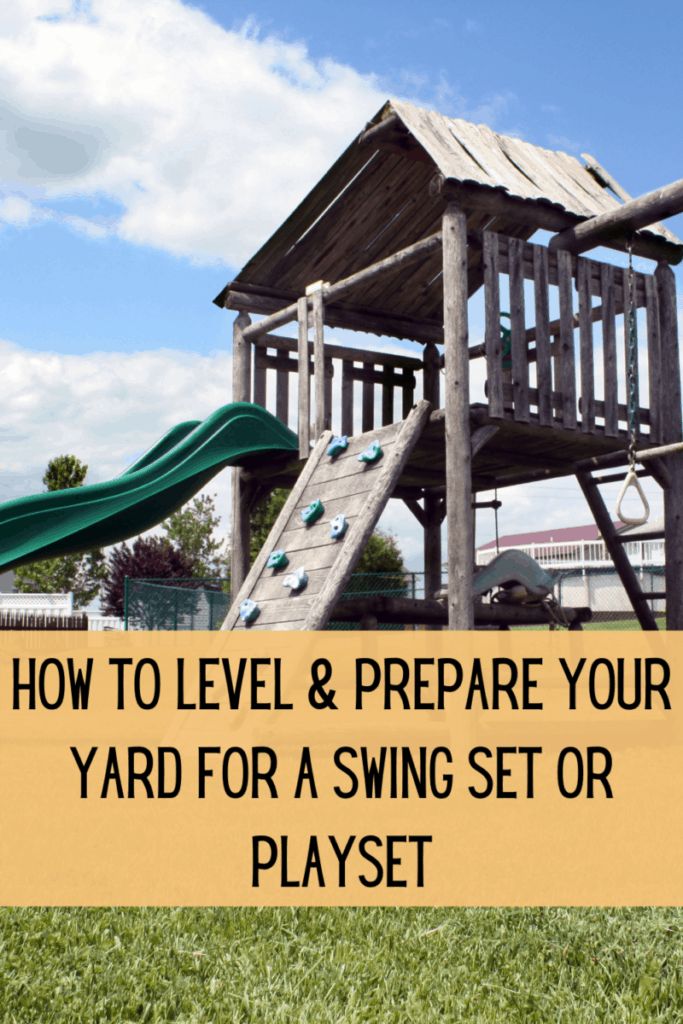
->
xmin=362 ymin=373 xmax=374 ymax=432
xmin=557 ymin=248 xmax=577 ymax=429
xmin=509 ymin=236 xmax=529 ymax=422
xmin=297 ymin=296 xmax=310 ymax=458
xmin=311 ymin=286 xmax=326 ymax=437
xmin=253 ymin=349 xmax=267 ymax=408
xmin=532 ymin=245 xmax=552 ymax=426
xmin=483 ymin=231 xmax=503 ymax=418
xmin=601 ymin=263 xmax=618 ymax=437
xmin=304 ymin=400 xmax=432 ymax=629
xmin=222 ymin=431 xmax=332 ymax=629
xmin=275 ymin=350 xmax=290 ymax=425
xmin=443 ymin=203 xmax=473 ymax=629
xmin=341 ymin=361 xmax=354 ymax=436
xmin=577 ymin=258 xmax=595 ymax=434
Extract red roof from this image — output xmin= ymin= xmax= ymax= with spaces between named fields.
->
xmin=478 ymin=522 xmax=614 ymax=552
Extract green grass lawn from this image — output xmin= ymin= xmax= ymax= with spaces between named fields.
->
xmin=1 ymin=907 xmax=681 ymax=1022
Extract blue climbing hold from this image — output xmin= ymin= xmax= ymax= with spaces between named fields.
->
xmin=327 ymin=435 xmax=349 ymax=458
xmin=329 ymin=513 xmax=348 ymax=540
xmin=301 ymin=498 xmax=324 ymax=525
xmin=239 ymin=598 xmax=260 ymax=624
xmin=266 ymin=549 xmax=289 ymax=570
xmin=358 ymin=440 xmax=383 ymax=464
xmin=283 ymin=567 xmax=308 ymax=593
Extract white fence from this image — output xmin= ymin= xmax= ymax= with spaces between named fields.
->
xmin=0 ymin=592 xmax=73 ymax=614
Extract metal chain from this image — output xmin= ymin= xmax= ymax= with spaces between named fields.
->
xmin=626 ymin=239 xmax=639 ymax=469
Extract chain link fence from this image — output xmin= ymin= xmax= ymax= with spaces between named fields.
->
xmin=124 ymin=572 xmax=422 ymax=631
xmin=123 ymin=566 xmax=663 ymax=630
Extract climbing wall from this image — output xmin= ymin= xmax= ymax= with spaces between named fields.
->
xmin=222 ymin=400 xmax=431 ymax=631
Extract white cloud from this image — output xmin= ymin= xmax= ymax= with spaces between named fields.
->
xmin=0 ymin=337 xmax=233 ymax=499
xmin=0 ymin=0 xmax=385 ymax=265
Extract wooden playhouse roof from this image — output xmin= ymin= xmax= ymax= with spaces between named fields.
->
xmin=215 ymin=100 xmax=682 ymax=343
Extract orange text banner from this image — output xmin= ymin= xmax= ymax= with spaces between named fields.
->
xmin=0 ymin=630 xmax=680 ymax=905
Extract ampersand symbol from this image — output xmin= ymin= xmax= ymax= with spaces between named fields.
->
xmin=308 ymin=658 xmax=338 ymax=710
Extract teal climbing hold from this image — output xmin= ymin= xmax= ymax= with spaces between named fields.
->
xmin=266 ymin=549 xmax=289 ymax=570
xmin=329 ymin=513 xmax=348 ymax=540
xmin=358 ymin=440 xmax=383 ymax=464
xmin=301 ymin=499 xmax=324 ymax=525
xmin=327 ymin=435 xmax=349 ymax=458
xmin=239 ymin=598 xmax=260 ymax=624
xmin=283 ymin=567 xmax=308 ymax=593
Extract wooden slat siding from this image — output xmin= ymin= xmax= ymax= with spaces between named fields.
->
xmin=275 ymin=350 xmax=290 ymax=425
xmin=532 ymin=245 xmax=552 ymax=426
xmin=621 ymin=267 xmax=640 ymax=438
xmin=253 ymin=348 xmax=267 ymax=408
xmin=495 ymin=235 xmax=647 ymax=305
xmin=644 ymin=275 xmax=662 ymax=443
xmin=577 ymin=258 xmax=595 ymax=434
xmin=222 ymin=431 xmax=333 ymax=629
xmin=297 ymin=297 xmax=310 ymax=458
xmin=260 ymin=331 xmax=423 ymax=369
xmin=341 ymin=361 xmax=354 ymax=436
xmin=362 ymin=372 xmax=374 ymax=431
xmin=382 ymin=366 xmax=394 ymax=425
xmin=557 ymin=249 xmax=577 ymax=429
xmin=312 ymin=287 xmax=326 ymax=437
xmin=508 ymin=236 xmax=529 ymax=422
xmin=304 ymin=400 xmax=432 ymax=630
xmin=483 ymin=231 xmax=503 ymax=418
xmin=324 ymin=356 xmax=333 ymax=431
xmin=578 ymin=397 xmax=650 ymax=427
xmin=601 ymin=263 xmax=618 ymax=436
xmin=0 ymin=612 xmax=89 ymax=631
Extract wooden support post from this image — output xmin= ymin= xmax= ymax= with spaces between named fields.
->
xmin=576 ymin=471 xmax=658 ymax=630
xmin=656 ymin=262 xmax=683 ymax=629
xmin=308 ymin=283 xmax=326 ymax=438
xmin=230 ymin=312 xmax=252 ymax=596
xmin=442 ymin=203 xmax=473 ymax=629
xmin=232 ymin=312 xmax=251 ymax=404
xmin=422 ymin=341 xmax=440 ymax=406
xmin=424 ymin=490 xmax=442 ymax=628
xmin=297 ymin=297 xmax=310 ymax=458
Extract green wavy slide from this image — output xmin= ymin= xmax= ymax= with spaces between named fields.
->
xmin=0 ymin=403 xmax=298 ymax=572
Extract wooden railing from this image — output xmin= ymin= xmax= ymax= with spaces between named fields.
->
xmin=249 ymin=334 xmax=423 ymax=445
xmin=481 ymin=231 xmax=664 ymax=443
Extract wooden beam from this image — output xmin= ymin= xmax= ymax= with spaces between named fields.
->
xmin=581 ymin=153 xmax=633 ymax=204
xmin=331 ymin=595 xmax=591 ymax=628
xmin=357 ymin=113 xmax=401 ymax=147
xmin=230 ymin=313 xmax=252 ymax=596
xmin=576 ymin=470 xmax=658 ymax=630
xmin=297 ymin=297 xmax=310 ymax=458
xmin=443 ymin=203 xmax=473 ymax=629
xmin=439 ymin=178 xmax=682 ymax=264
xmin=549 ymin=177 xmax=683 ymax=256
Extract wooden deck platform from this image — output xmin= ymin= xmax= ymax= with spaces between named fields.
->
xmin=239 ymin=403 xmax=633 ymax=497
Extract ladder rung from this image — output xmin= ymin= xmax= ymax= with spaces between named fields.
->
xmin=644 ymin=591 xmax=666 ymax=600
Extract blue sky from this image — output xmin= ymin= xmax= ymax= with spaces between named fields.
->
xmin=1 ymin=0 xmax=682 ymax=567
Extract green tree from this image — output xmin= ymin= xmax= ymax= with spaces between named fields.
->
xmin=162 ymin=493 xmax=227 ymax=577
xmin=101 ymin=536 xmax=197 ymax=624
xmin=14 ymin=455 xmax=107 ymax=608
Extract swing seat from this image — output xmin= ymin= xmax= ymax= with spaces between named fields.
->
xmin=473 ymin=550 xmax=555 ymax=601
